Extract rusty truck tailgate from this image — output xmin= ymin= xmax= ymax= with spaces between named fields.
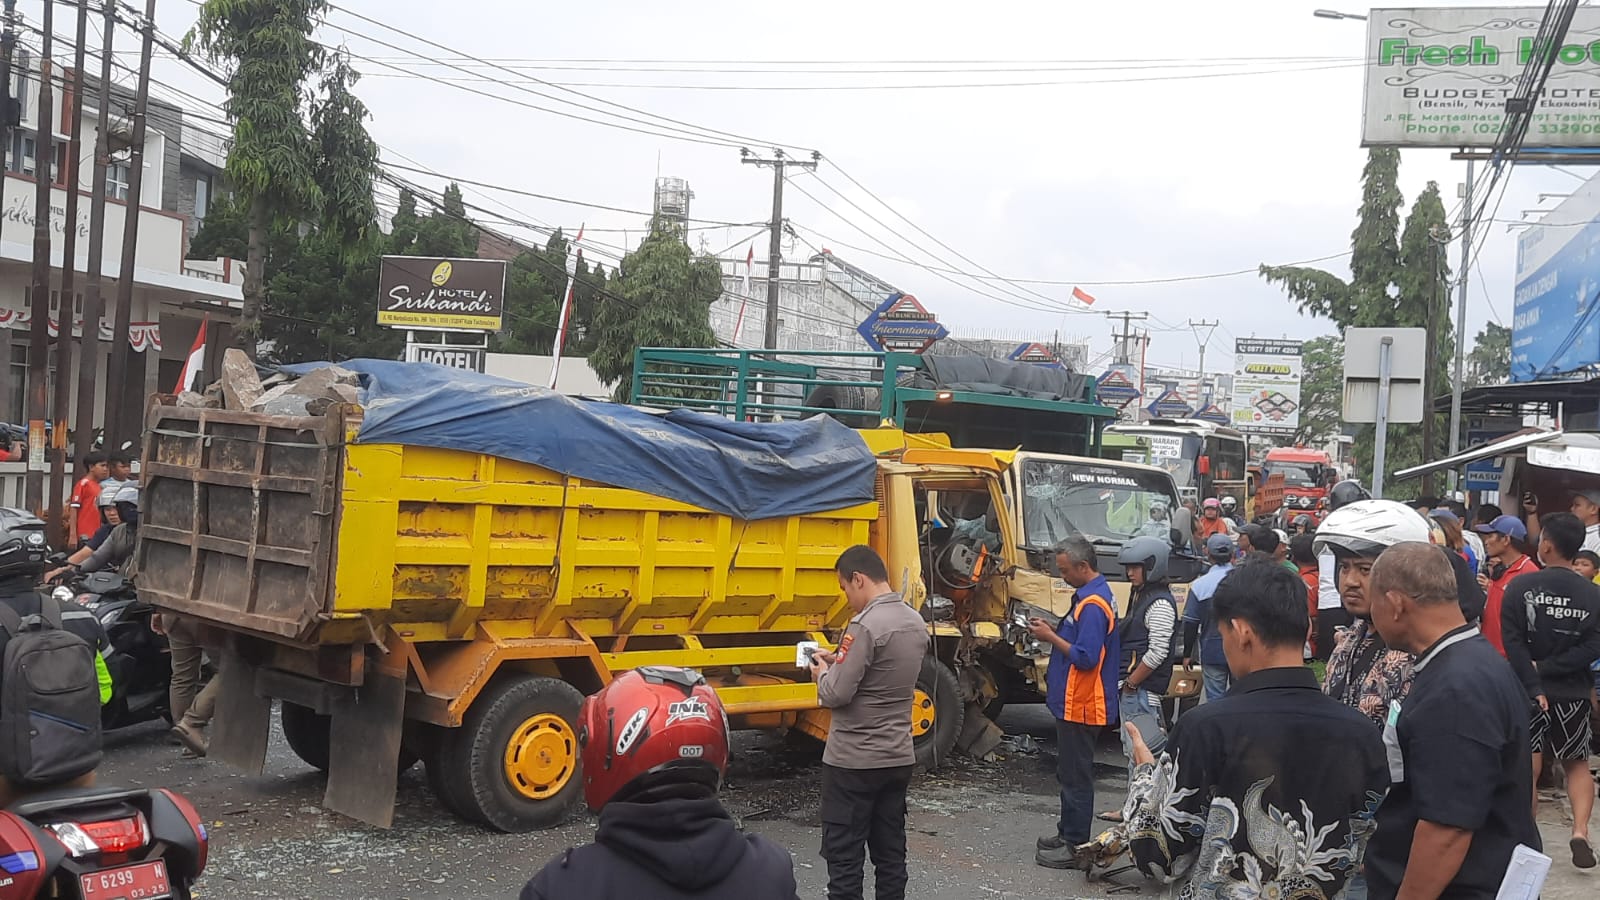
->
xmin=137 ymin=402 xmax=349 ymax=642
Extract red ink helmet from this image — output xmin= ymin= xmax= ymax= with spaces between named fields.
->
xmin=578 ymin=666 xmax=729 ymax=811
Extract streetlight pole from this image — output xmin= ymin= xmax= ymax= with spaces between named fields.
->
xmin=1313 ymin=9 xmax=1369 ymax=21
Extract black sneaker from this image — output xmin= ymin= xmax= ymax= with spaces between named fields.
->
xmin=1036 ymin=833 xmax=1068 ymax=852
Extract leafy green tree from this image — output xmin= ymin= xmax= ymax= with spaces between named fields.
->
xmin=1260 ymin=148 xmax=1456 ymax=498
xmin=394 ymin=183 xmax=478 ymax=259
xmin=590 ymin=221 xmax=720 ymax=399
xmin=1295 ymin=335 xmax=1345 ymax=446
xmin=1467 ymin=322 xmax=1512 ymax=387
xmin=189 ymin=0 xmax=378 ymax=358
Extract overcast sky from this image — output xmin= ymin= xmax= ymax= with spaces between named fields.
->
xmin=32 ymin=0 xmax=1587 ymax=373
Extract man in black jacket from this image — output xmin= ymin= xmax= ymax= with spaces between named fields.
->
xmin=521 ymin=667 xmax=798 ymax=900
xmin=1500 ymin=511 xmax=1600 ymax=869
xmin=1119 ymin=559 xmax=1388 ymax=899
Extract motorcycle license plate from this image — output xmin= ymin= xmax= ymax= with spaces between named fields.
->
xmin=79 ymin=859 xmax=171 ymax=899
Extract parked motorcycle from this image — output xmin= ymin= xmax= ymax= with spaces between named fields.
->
xmin=0 ymin=784 xmax=207 ymax=899
xmin=50 ymin=571 xmax=173 ymax=731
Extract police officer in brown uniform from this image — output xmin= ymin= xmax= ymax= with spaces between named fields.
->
xmin=808 ymin=545 xmax=928 ymax=900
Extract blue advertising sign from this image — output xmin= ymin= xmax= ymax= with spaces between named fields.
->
xmin=1463 ymin=419 xmax=1519 ymax=491
xmin=1512 ymin=176 xmax=1600 ymax=382
xmin=1008 ymin=342 xmax=1064 ymax=369
xmin=1096 ymin=370 xmax=1142 ymax=406
xmin=1146 ymin=389 xmax=1194 ymax=419
xmin=857 ymin=292 xmax=948 ymax=354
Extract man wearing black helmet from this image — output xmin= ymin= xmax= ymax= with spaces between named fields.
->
xmin=1101 ymin=536 xmax=1177 ymax=823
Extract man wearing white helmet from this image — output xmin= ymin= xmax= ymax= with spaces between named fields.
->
xmin=1315 ymin=499 xmax=1435 ymax=730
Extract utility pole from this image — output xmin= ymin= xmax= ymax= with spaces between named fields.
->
xmin=740 ymin=148 xmax=819 ymax=350
xmin=1421 ymin=225 xmax=1446 ymax=498
xmin=106 ymin=0 xmax=155 ymax=452
xmin=73 ymin=0 xmax=112 ymax=476
xmin=1447 ymin=159 xmax=1476 ymax=489
xmin=1189 ymin=319 xmax=1218 ymax=404
xmin=1105 ymin=311 xmax=1149 ymax=364
xmin=0 ymin=0 xmax=18 ymax=257
xmin=47 ymin=0 xmax=88 ymax=547
xmin=26 ymin=0 xmax=57 ymax=514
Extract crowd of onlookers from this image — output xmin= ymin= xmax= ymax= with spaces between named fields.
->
xmin=1033 ymin=482 xmax=1600 ymax=899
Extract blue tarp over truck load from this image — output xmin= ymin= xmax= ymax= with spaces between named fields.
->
xmin=282 ymin=359 xmax=879 ymax=521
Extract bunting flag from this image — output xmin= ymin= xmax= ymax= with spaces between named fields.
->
xmin=1071 ymin=286 xmax=1098 ymax=306
xmin=174 ymin=317 xmax=207 ymax=393
xmin=732 ymin=246 xmax=754 ymax=345
xmin=548 ymin=225 xmax=585 ymax=390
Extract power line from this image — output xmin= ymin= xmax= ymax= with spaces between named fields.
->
xmin=355 ymin=61 xmax=1364 ymax=91
xmin=344 ymin=54 xmax=1362 ymax=70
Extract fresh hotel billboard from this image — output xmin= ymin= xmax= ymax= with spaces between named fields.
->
xmin=1363 ymin=7 xmax=1600 ymax=147
xmin=378 ymin=256 xmax=508 ymax=331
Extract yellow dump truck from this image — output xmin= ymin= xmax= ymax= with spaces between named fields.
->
xmin=137 ymin=389 xmax=1087 ymax=832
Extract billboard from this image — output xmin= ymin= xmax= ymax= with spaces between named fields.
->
xmin=1363 ymin=7 xmax=1600 ymax=148
xmin=1231 ymin=339 xmax=1303 ymax=436
xmin=856 ymin=292 xmax=948 ymax=353
xmin=1512 ymin=171 xmax=1600 ymax=381
xmin=378 ymin=256 xmax=507 ymax=331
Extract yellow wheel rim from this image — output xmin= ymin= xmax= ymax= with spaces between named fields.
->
xmin=503 ymin=713 xmax=577 ymax=801
xmin=910 ymin=688 xmax=935 ymax=738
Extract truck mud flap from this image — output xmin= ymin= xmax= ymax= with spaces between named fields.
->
xmin=211 ymin=656 xmax=273 ymax=774
xmin=324 ymin=670 xmax=406 ymax=828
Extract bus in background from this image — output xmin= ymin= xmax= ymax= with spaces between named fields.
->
xmin=1105 ymin=418 xmax=1249 ymax=506
xmin=1261 ymin=446 xmax=1336 ymax=526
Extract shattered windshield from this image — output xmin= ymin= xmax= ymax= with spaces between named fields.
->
xmin=1019 ymin=460 xmax=1183 ymax=548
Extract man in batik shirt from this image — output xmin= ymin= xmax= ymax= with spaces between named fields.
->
xmin=1120 ymin=559 xmax=1388 ymax=900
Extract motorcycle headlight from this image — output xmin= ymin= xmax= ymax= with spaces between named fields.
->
xmin=51 ymin=585 xmax=75 ymax=604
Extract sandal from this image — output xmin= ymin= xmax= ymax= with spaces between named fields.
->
xmin=1096 ymin=810 xmax=1124 ymax=823
xmin=1573 ymin=837 xmax=1597 ymax=869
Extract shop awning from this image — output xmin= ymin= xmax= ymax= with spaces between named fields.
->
xmin=1392 ymin=429 xmax=1561 ymax=481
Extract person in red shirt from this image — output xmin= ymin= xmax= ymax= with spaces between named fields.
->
xmin=1473 ymin=514 xmax=1539 ymax=655
xmin=67 ymin=452 xmax=109 ymax=549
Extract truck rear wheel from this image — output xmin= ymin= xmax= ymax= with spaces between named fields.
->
xmin=913 ymin=658 xmax=963 ymax=770
xmin=280 ymin=702 xmax=419 ymax=774
xmin=432 ymin=675 xmax=585 ymax=832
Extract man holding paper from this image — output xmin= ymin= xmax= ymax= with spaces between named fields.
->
xmin=1364 ymin=543 xmax=1541 ymax=900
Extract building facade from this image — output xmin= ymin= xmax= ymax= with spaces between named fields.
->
xmin=0 ymin=58 xmax=242 ymax=503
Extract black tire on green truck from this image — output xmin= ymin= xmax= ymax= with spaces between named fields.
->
xmin=912 ymin=657 xmax=964 ymax=770
xmin=430 ymin=674 xmax=586 ymax=832
xmin=279 ymin=702 xmax=421 ymax=774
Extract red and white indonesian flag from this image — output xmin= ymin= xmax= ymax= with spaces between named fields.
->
xmin=1071 ymin=286 xmax=1098 ymax=306
xmin=174 ymin=317 xmax=207 ymax=393
xmin=549 ymin=226 xmax=585 ymax=390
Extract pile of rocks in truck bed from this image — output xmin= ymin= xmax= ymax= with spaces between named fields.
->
xmin=175 ymin=349 xmax=361 ymax=416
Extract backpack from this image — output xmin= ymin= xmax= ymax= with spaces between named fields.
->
xmin=0 ymin=594 xmax=103 ymax=786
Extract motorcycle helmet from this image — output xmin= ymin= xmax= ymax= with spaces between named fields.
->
xmin=579 ymin=666 xmax=728 ymax=812
xmin=1292 ymin=514 xmax=1314 ymax=532
xmin=1313 ymin=499 xmax=1431 ymax=560
xmin=1117 ymin=536 xmax=1170 ymax=583
xmin=1326 ymin=479 xmax=1372 ymax=512
xmin=0 ymin=508 xmax=50 ymax=579
xmin=112 ymin=483 xmax=140 ymax=528
xmin=1219 ymin=496 xmax=1238 ymax=512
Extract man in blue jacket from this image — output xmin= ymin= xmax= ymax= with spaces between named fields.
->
xmin=1028 ymin=534 xmax=1119 ymax=869
xmin=1184 ymin=533 xmax=1236 ymax=701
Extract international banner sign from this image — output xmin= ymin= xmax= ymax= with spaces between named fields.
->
xmin=1231 ymin=338 xmax=1303 ymax=436
xmin=378 ymin=256 xmax=507 ymax=331
xmin=1363 ymin=7 xmax=1600 ymax=148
